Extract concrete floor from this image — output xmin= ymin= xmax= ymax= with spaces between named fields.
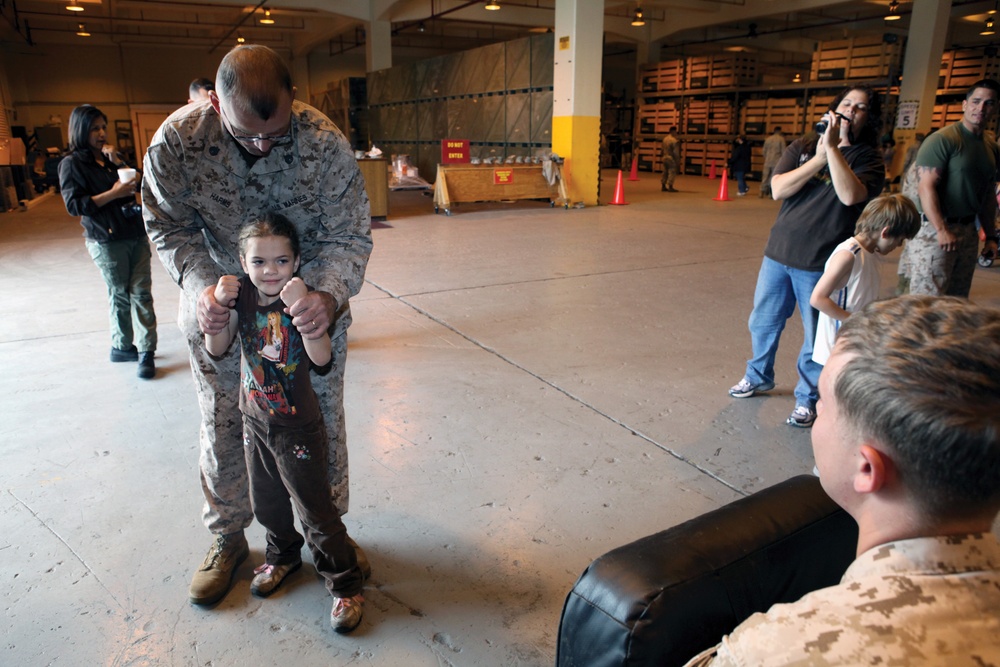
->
xmin=4 ymin=171 xmax=1000 ymax=666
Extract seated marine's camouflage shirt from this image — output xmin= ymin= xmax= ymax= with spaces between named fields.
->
xmin=685 ymin=533 xmax=1000 ymax=666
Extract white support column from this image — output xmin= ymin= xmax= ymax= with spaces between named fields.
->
xmin=366 ymin=17 xmax=392 ymax=73
xmin=552 ymin=0 xmax=605 ymax=206
xmin=897 ymin=0 xmax=952 ymax=135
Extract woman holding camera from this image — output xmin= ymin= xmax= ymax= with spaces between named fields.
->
xmin=59 ymin=104 xmax=157 ymax=379
xmin=727 ymin=85 xmax=885 ymax=427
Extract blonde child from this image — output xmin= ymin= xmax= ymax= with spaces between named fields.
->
xmin=205 ymin=212 xmax=365 ymax=633
xmin=810 ymin=193 xmax=920 ymax=365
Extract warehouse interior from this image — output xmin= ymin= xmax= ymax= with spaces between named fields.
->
xmin=3 ymin=1 xmax=1000 ymax=665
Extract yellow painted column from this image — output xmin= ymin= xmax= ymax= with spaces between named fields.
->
xmin=553 ymin=0 xmax=604 ymax=207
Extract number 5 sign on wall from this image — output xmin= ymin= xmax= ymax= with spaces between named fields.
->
xmin=896 ymin=101 xmax=919 ymax=130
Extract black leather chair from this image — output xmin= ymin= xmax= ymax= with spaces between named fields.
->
xmin=556 ymin=475 xmax=858 ymax=667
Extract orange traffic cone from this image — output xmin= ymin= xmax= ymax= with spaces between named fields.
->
xmin=979 ymin=226 xmax=988 ymax=242
xmin=627 ymin=156 xmax=640 ymax=181
xmin=609 ymin=170 xmax=629 ymax=205
xmin=708 ymin=160 xmax=717 ymax=179
xmin=713 ymin=168 xmax=731 ymax=201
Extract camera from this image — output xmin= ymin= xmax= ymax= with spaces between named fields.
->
xmin=815 ymin=111 xmax=850 ymax=134
xmin=121 ymin=203 xmax=142 ymax=219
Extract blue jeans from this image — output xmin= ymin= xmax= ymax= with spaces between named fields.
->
xmin=735 ymin=171 xmax=748 ymax=194
xmin=745 ymin=257 xmax=822 ymax=409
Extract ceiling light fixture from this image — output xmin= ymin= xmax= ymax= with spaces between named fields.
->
xmin=982 ymin=15 xmax=996 ymax=35
xmin=259 ymin=9 xmax=275 ymax=25
xmin=76 ymin=22 xmax=90 ymax=36
xmin=793 ymin=73 xmax=802 ymax=83
xmin=66 ymin=1 xmax=84 ymax=11
xmin=631 ymin=8 xmax=645 ymax=26
xmin=236 ymin=32 xmax=246 ymax=44
xmin=485 ymin=1 xmax=500 ymax=10
xmin=884 ymin=0 xmax=901 ymax=21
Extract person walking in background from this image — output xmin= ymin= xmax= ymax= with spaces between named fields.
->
xmin=188 ymin=78 xmax=214 ymax=104
xmin=728 ymin=84 xmax=885 ymax=429
xmin=729 ymin=134 xmax=752 ymax=196
xmin=205 ymin=214 xmax=366 ymax=633
xmin=908 ymin=78 xmax=1000 ymax=297
xmin=58 ymin=104 xmax=157 ymax=380
xmin=660 ymin=126 xmax=681 ymax=192
xmin=760 ymin=127 xmax=786 ymax=198
xmin=143 ymin=44 xmax=372 ymax=607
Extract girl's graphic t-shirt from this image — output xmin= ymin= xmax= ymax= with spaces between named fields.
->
xmin=235 ymin=275 xmax=320 ymax=425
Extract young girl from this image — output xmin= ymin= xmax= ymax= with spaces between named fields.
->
xmin=205 ymin=212 xmax=365 ymax=633
xmin=810 ymin=193 xmax=920 ymax=365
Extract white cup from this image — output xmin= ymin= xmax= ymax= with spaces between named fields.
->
xmin=118 ymin=167 xmax=137 ymax=184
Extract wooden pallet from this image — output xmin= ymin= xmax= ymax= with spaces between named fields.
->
xmin=685 ymin=99 xmax=735 ymax=135
xmin=637 ymin=102 xmax=682 ymax=134
xmin=739 ymin=98 xmax=803 ymax=134
xmin=932 ymin=101 xmax=965 ymax=128
xmin=810 ymin=36 xmax=901 ymax=82
xmin=637 ymin=138 xmax=662 ymax=172
xmin=640 ymin=59 xmax=686 ymax=93
xmin=939 ymin=49 xmax=1000 ymax=90
xmin=807 ymin=95 xmax=837 ymax=129
xmin=686 ymin=54 xmax=758 ymax=89
xmin=683 ymin=141 xmax=730 ymax=176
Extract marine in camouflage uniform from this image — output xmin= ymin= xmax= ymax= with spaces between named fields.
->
xmin=908 ymin=80 xmax=1000 ymax=297
xmin=685 ymin=534 xmax=1000 ymax=666
xmin=143 ymin=99 xmax=371 ymax=540
xmin=696 ymin=296 xmax=1000 ymax=666
xmin=660 ymin=128 xmax=681 ymax=192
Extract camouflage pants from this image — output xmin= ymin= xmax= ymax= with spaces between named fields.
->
xmin=906 ymin=217 xmax=980 ymax=298
xmin=760 ymin=164 xmax=777 ymax=197
xmin=661 ymin=157 xmax=678 ymax=188
xmin=180 ymin=296 xmax=350 ymax=536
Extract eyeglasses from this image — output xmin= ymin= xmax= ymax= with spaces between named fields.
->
xmin=219 ymin=105 xmax=293 ymax=147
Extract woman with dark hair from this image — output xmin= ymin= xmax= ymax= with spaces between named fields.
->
xmin=727 ymin=84 xmax=884 ymax=428
xmin=58 ymin=105 xmax=157 ymax=379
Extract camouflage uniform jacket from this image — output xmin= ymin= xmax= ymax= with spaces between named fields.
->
xmin=142 ymin=101 xmax=372 ymax=340
xmin=661 ymin=134 xmax=681 ymax=165
xmin=684 ymin=533 xmax=1000 ymax=666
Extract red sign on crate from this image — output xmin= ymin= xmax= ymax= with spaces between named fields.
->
xmin=441 ymin=139 xmax=470 ymax=164
xmin=494 ymin=168 xmax=513 ymax=185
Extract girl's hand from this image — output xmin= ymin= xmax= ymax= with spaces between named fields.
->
xmin=280 ymin=277 xmax=308 ymax=307
xmin=213 ymin=275 xmax=240 ymax=308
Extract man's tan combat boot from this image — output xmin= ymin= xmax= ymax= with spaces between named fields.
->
xmin=189 ymin=532 xmax=249 ymax=605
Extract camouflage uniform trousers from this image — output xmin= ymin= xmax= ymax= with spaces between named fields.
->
xmin=660 ymin=157 xmax=679 ymax=189
xmin=906 ymin=216 xmax=980 ymax=298
xmin=759 ymin=163 xmax=777 ymax=198
xmin=180 ymin=296 xmax=350 ymax=536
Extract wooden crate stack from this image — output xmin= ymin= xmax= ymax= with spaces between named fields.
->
xmin=637 ymin=138 xmax=662 ymax=172
xmin=683 ymin=141 xmax=729 ymax=176
xmin=810 ymin=36 xmax=901 ymax=82
xmin=686 ymin=54 xmax=758 ymax=89
xmin=740 ymin=97 xmax=804 ymax=135
xmin=637 ymin=102 xmax=682 ymax=134
xmin=640 ymin=59 xmax=686 ymax=93
xmin=807 ymin=95 xmax=836 ymax=129
xmin=938 ymin=49 xmax=1000 ymax=90
xmin=765 ymin=98 xmax=804 ymax=134
xmin=932 ymin=101 xmax=965 ymax=128
xmin=685 ymin=99 xmax=735 ymax=134
xmin=741 ymin=99 xmax=768 ymax=134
